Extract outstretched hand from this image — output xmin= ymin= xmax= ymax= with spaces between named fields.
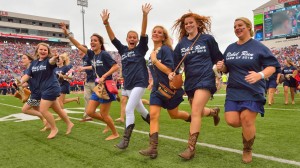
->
xmin=142 ymin=3 xmax=152 ymax=14
xmin=59 ymin=22 xmax=68 ymax=35
xmin=101 ymin=9 xmax=110 ymax=24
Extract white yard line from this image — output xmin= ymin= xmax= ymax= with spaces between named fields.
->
xmin=1 ymin=102 xmax=300 ymax=166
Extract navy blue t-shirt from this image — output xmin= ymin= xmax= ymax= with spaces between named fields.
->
xmin=224 ymin=39 xmax=281 ymax=102
xmin=282 ymin=65 xmax=297 ymax=76
xmin=87 ymin=49 xmax=116 ymax=80
xmin=148 ymin=45 xmax=184 ymax=98
xmin=23 ymin=69 xmax=40 ymax=99
xmin=26 ymin=58 xmax=60 ymax=98
xmin=174 ymin=34 xmax=223 ymax=93
xmin=54 ymin=65 xmax=72 ymax=87
xmin=82 ymin=54 xmax=95 ymax=83
xmin=112 ymin=36 xmax=149 ymax=90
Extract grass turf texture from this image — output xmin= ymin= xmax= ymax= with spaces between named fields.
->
xmin=0 ymin=85 xmax=299 ymax=168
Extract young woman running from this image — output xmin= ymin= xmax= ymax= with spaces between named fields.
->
xmin=60 ymin=23 xmax=120 ymax=140
xmin=20 ymin=43 xmax=74 ymax=139
xmin=101 ymin=3 xmax=152 ymax=148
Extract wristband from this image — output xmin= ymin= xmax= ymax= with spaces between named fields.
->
xmin=103 ymin=21 xmax=109 ymax=26
xmin=258 ymin=72 xmax=264 ymax=79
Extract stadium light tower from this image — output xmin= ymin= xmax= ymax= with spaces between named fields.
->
xmin=77 ymin=0 xmax=88 ymax=45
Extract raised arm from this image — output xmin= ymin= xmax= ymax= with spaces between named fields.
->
xmin=141 ymin=3 xmax=152 ymax=37
xmin=59 ymin=22 xmax=88 ymax=54
xmin=101 ymin=9 xmax=116 ymax=41
xmin=49 ymin=49 xmax=59 ymax=65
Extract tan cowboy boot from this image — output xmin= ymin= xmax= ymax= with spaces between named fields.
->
xmin=139 ymin=132 xmax=158 ymax=159
xmin=242 ymin=134 xmax=256 ymax=163
xmin=209 ymin=107 xmax=220 ymax=126
xmin=178 ymin=132 xmax=199 ymax=160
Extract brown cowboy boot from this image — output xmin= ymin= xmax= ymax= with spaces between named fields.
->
xmin=141 ymin=114 xmax=150 ymax=124
xmin=115 ymin=124 xmax=135 ymax=149
xmin=242 ymin=134 xmax=256 ymax=163
xmin=209 ymin=107 xmax=220 ymax=126
xmin=139 ymin=132 xmax=158 ymax=159
xmin=178 ymin=132 xmax=199 ymax=160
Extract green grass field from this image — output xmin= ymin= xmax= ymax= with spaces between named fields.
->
xmin=0 ymin=86 xmax=300 ymax=168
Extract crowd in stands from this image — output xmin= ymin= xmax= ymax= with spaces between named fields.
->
xmin=270 ymin=44 xmax=300 ymax=67
xmin=2 ymin=39 xmax=300 ymax=95
xmin=0 ymin=39 xmax=122 ymax=95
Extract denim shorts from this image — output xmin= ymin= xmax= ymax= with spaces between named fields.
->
xmin=266 ymin=78 xmax=277 ymax=89
xmin=60 ymin=85 xmax=70 ymax=94
xmin=90 ymin=92 xmax=116 ymax=104
xmin=150 ymin=90 xmax=184 ymax=110
xmin=225 ymin=100 xmax=265 ymax=117
xmin=42 ymin=94 xmax=59 ymax=101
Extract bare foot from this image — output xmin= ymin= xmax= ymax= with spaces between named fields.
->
xmin=55 ymin=117 xmax=61 ymax=121
xmin=40 ymin=121 xmax=51 ymax=131
xmin=105 ymin=133 xmax=119 ymax=141
xmin=40 ymin=125 xmax=51 ymax=132
xmin=66 ymin=122 xmax=74 ymax=135
xmin=292 ymin=101 xmax=295 ymax=105
xmin=102 ymin=126 xmax=110 ymax=134
xmin=47 ymin=128 xmax=58 ymax=139
xmin=115 ymin=118 xmax=124 ymax=123
xmin=80 ymin=117 xmax=93 ymax=122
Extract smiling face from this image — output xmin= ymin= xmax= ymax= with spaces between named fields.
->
xmin=184 ymin=16 xmax=199 ymax=36
xmin=37 ymin=44 xmax=49 ymax=60
xmin=152 ymin=27 xmax=165 ymax=43
xmin=90 ymin=35 xmax=101 ymax=52
xmin=126 ymin=31 xmax=139 ymax=50
xmin=234 ymin=20 xmax=250 ymax=40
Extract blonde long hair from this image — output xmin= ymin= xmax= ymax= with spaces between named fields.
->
xmin=59 ymin=53 xmax=70 ymax=66
xmin=152 ymin=25 xmax=173 ymax=50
